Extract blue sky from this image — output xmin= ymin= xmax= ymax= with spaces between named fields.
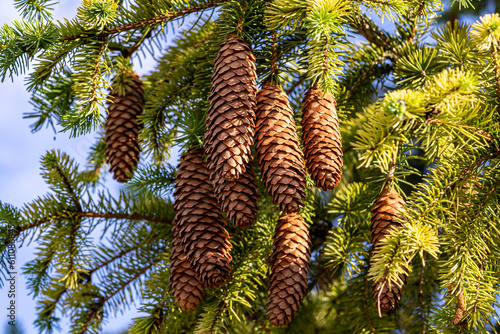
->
xmin=0 ymin=2 xmax=179 ymax=333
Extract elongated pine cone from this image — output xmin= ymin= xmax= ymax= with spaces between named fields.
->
xmin=267 ymin=213 xmax=311 ymax=327
xmin=105 ymin=71 xmax=144 ymax=183
xmin=255 ymin=81 xmax=306 ymax=214
xmin=211 ymin=159 xmax=259 ymax=229
xmin=205 ymin=33 xmax=257 ymax=181
xmin=169 ymin=223 xmax=205 ymax=311
xmin=301 ymin=86 xmax=343 ymax=191
xmin=370 ymin=187 xmax=407 ymax=312
xmin=174 ymin=148 xmax=232 ymax=289
xmin=453 ymin=289 xmax=465 ymax=325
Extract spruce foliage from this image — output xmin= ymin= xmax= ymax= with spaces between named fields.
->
xmin=1 ymin=0 xmax=500 ymax=333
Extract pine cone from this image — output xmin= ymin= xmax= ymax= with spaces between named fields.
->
xmin=255 ymin=81 xmax=306 ymax=214
xmin=169 ymin=223 xmax=205 ymax=312
xmin=211 ymin=159 xmax=259 ymax=229
xmin=174 ymin=148 xmax=232 ymax=289
xmin=453 ymin=289 xmax=465 ymax=325
xmin=205 ymin=33 xmax=257 ymax=181
xmin=267 ymin=213 xmax=311 ymax=327
xmin=370 ymin=187 xmax=407 ymax=312
xmin=105 ymin=71 xmax=144 ymax=183
xmin=301 ymin=86 xmax=343 ymax=191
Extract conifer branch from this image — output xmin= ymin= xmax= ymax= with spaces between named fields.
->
xmin=252 ymin=317 xmax=272 ymax=334
xmin=109 ymin=26 xmax=155 ymax=58
xmin=364 ymin=275 xmax=376 ymax=333
xmin=81 ymin=258 xmax=161 ymax=334
xmin=20 ymin=211 xmax=172 ymax=234
xmin=322 ymin=37 xmax=329 ymax=81
xmin=408 ymin=0 xmax=426 ymax=44
xmin=102 ymin=259 xmax=161 ymax=305
xmin=270 ymin=30 xmax=278 ymax=77
xmin=419 ymin=255 xmax=426 ymax=334
xmin=413 ymin=150 xmax=500 ymax=223
xmin=490 ymin=42 xmax=500 ymax=115
xmin=63 ymin=0 xmax=225 ymax=42
xmin=17 ymin=217 xmax=51 ymax=233
xmin=348 ymin=54 xmax=391 ymax=98
xmin=209 ymin=299 xmax=226 ymax=333
xmin=462 ymin=258 xmax=485 ymax=321
xmin=351 ymin=13 xmax=395 ymax=54
xmin=53 ymin=163 xmax=82 ymax=211
xmin=425 ymin=118 xmax=493 ymax=141
xmin=89 ymin=242 xmax=145 ymax=274
xmin=67 ymin=216 xmax=80 ymax=287
xmin=126 ymin=28 xmax=153 ymax=57
xmin=76 ymin=211 xmax=172 ymax=224
xmin=107 ymin=43 xmax=129 ymax=55
xmin=89 ymin=39 xmax=107 ymax=108
xmin=285 ymin=73 xmax=307 ymax=95
xmin=468 ymin=178 xmax=500 ymax=222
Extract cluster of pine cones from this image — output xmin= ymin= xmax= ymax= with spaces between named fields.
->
xmin=103 ymin=34 xmax=407 ymax=326
xmin=169 ymin=33 xmax=343 ymax=327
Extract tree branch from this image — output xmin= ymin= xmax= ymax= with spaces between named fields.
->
xmin=418 ymin=254 xmax=426 ymax=334
xmin=490 ymin=42 xmax=500 ymax=116
xmin=364 ymin=274 xmax=376 ymax=333
xmin=348 ymin=55 xmax=392 ymax=98
xmin=76 ymin=211 xmax=171 ymax=224
xmin=351 ymin=13 xmax=396 ymax=55
xmin=89 ymin=242 xmax=146 ymax=274
xmin=409 ymin=0 xmax=426 ymax=44
xmin=19 ymin=211 xmax=172 ymax=233
xmin=63 ymin=0 xmax=225 ymax=42
xmin=286 ymin=73 xmax=307 ymax=96
xmin=53 ymin=164 xmax=82 ymax=212
xmin=80 ymin=258 xmax=161 ymax=334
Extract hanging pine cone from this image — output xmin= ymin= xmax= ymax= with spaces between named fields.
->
xmin=370 ymin=187 xmax=407 ymax=312
xmin=267 ymin=213 xmax=311 ymax=327
xmin=301 ymin=85 xmax=343 ymax=191
xmin=211 ymin=159 xmax=259 ymax=229
xmin=174 ymin=148 xmax=232 ymax=289
xmin=105 ymin=71 xmax=144 ymax=183
xmin=453 ymin=289 xmax=465 ymax=325
xmin=204 ymin=33 xmax=257 ymax=181
xmin=169 ymin=224 xmax=205 ymax=312
xmin=255 ymin=81 xmax=306 ymax=214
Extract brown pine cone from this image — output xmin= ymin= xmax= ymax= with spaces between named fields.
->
xmin=370 ymin=187 xmax=407 ymax=312
xmin=267 ymin=213 xmax=311 ymax=327
xmin=255 ymin=81 xmax=306 ymax=214
xmin=211 ymin=159 xmax=259 ymax=229
xmin=301 ymin=86 xmax=343 ymax=191
xmin=174 ymin=148 xmax=232 ymax=289
xmin=105 ymin=71 xmax=144 ymax=183
xmin=169 ymin=223 xmax=205 ymax=311
xmin=204 ymin=33 xmax=257 ymax=181
xmin=452 ymin=289 xmax=465 ymax=325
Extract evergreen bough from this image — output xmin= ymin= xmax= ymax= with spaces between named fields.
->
xmin=1 ymin=0 xmax=500 ymax=333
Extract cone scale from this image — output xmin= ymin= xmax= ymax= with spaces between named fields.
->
xmin=211 ymin=159 xmax=259 ymax=229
